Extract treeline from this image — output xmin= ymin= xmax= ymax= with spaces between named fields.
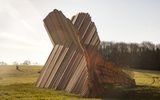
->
xmin=0 ymin=60 xmax=37 ymax=65
xmin=99 ymin=41 xmax=160 ymax=70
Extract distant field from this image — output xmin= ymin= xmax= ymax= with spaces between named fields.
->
xmin=0 ymin=65 xmax=160 ymax=100
xmin=123 ymin=68 xmax=160 ymax=87
xmin=0 ymin=65 xmax=41 ymax=85
xmin=133 ymin=69 xmax=160 ymax=87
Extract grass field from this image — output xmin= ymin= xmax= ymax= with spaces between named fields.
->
xmin=0 ymin=65 xmax=160 ymax=100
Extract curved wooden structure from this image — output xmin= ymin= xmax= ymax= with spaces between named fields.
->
xmin=36 ymin=9 xmax=135 ymax=97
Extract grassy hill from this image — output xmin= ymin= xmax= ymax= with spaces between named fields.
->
xmin=0 ymin=65 xmax=160 ymax=100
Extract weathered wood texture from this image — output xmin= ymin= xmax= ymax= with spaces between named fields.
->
xmin=36 ymin=9 xmax=135 ymax=97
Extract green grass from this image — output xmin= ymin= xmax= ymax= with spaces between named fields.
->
xmin=133 ymin=69 xmax=160 ymax=87
xmin=0 ymin=65 xmax=40 ymax=85
xmin=0 ymin=65 xmax=160 ymax=100
xmin=102 ymin=85 xmax=160 ymax=100
xmin=0 ymin=83 xmax=92 ymax=100
xmin=0 ymin=65 xmax=99 ymax=100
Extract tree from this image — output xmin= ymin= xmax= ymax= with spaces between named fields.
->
xmin=13 ymin=61 xmax=18 ymax=65
xmin=23 ymin=60 xmax=31 ymax=65
xmin=99 ymin=41 xmax=160 ymax=70
xmin=0 ymin=61 xmax=7 ymax=65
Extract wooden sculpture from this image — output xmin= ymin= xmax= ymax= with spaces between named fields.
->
xmin=36 ymin=9 xmax=135 ymax=97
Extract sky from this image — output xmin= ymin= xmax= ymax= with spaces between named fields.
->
xmin=0 ymin=0 xmax=160 ymax=64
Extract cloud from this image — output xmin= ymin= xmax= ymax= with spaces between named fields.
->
xmin=0 ymin=0 xmax=160 ymax=64
xmin=0 ymin=12 xmax=14 ymax=32
xmin=0 ymin=0 xmax=52 ymax=64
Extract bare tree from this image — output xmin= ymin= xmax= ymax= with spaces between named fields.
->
xmin=0 ymin=61 xmax=7 ymax=65
xmin=13 ymin=61 xmax=18 ymax=65
xmin=23 ymin=60 xmax=31 ymax=65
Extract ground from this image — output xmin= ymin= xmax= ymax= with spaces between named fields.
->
xmin=0 ymin=65 xmax=160 ymax=100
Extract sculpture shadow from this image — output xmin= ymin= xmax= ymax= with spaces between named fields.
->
xmin=101 ymin=85 xmax=160 ymax=100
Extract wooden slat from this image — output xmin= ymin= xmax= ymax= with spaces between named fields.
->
xmin=50 ymin=44 xmax=75 ymax=89
xmin=37 ymin=45 xmax=59 ymax=87
xmin=36 ymin=45 xmax=57 ymax=87
xmin=65 ymin=56 xmax=86 ymax=92
xmin=44 ymin=45 xmax=67 ymax=88
xmin=40 ymin=45 xmax=63 ymax=88
xmin=60 ymin=52 xmax=83 ymax=90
